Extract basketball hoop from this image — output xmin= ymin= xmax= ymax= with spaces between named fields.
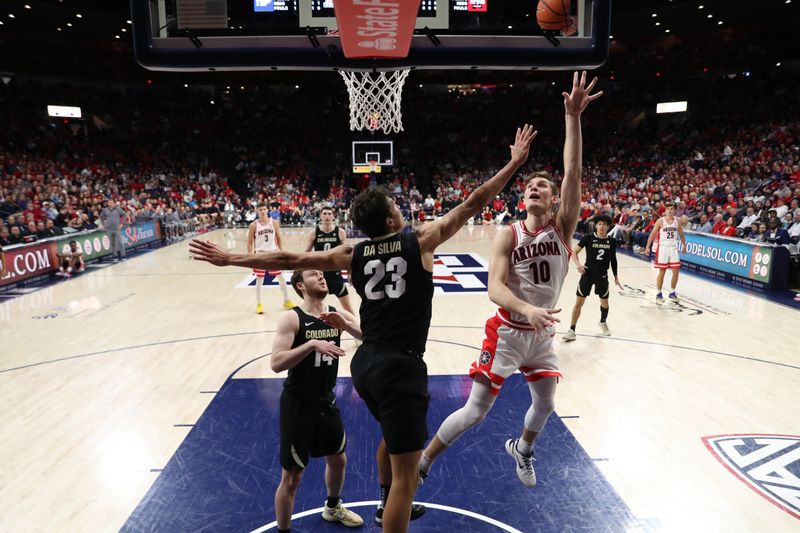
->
xmin=339 ymin=69 xmax=410 ymax=134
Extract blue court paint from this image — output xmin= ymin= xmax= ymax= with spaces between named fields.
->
xmin=122 ymin=375 xmax=640 ymax=532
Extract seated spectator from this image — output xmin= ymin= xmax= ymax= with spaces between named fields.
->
xmin=8 ymin=226 xmax=24 ymax=245
xmin=711 ymin=214 xmax=727 ymax=235
xmin=720 ymin=217 xmax=737 ymax=237
xmin=738 ymin=207 xmax=759 ymax=230
xmin=788 ymin=212 xmax=800 ymax=244
xmin=764 ymin=218 xmax=790 ymax=245
xmin=750 ymin=222 xmax=768 ymax=242
xmin=0 ymin=226 xmax=10 ymax=246
xmin=694 ymin=214 xmax=713 ymax=233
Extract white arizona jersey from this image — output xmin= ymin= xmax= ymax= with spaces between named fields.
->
xmin=659 ymin=217 xmax=679 ymax=247
xmin=496 ymin=220 xmax=571 ymax=330
xmin=254 ymin=218 xmax=278 ymax=252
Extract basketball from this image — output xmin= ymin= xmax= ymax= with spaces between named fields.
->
xmin=536 ymin=0 xmax=569 ymax=31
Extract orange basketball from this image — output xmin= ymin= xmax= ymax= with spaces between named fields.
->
xmin=536 ymin=0 xmax=569 ymax=31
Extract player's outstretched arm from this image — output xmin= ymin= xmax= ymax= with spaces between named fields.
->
xmin=556 ymin=71 xmax=603 ymax=239
xmin=417 ymin=125 xmax=537 ymax=254
xmin=190 ymin=239 xmax=353 ymax=272
xmin=488 ymin=227 xmax=561 ymax=330
xmin=271 ymin=311 xmax=346 ymax=372
xmin=319 ymin=309 xmax=362 ymax=340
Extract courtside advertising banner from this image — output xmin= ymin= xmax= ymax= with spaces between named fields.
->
xmin=0 ymin=241 xmax=58 ymax=286
xmin=122 ymin=222 xmax=162 ymax=248
xmin=334 ymin=0 xmax=422 ymax=59
xmin=682 ymin=231 xmax=773 ymax=285
xmin=57 ymin=230 xmax=113 ymax=262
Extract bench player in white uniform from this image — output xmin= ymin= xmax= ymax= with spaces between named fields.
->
xmin=248 ymin=203 xmax=295 ymax=314
xmin=644 ymin=202 xmax=687 ymax=302
xmin=418 ymin=72 xmax=602 ymax=488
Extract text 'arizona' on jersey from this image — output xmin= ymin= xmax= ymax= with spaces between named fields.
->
xmin=497 ymin=221 xmax=572 ymax=329
xmin=350 ymin=232 xmax=433 ymax=355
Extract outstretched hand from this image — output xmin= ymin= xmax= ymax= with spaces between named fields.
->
xmin=319 ymin=311 xmax=349 ymax=330
xmin=562 ymin=71 xmax=603 ymax=116
xmin=509 ymin=124 xmax=538 ymax=166
xmin=189 ymin=239 xmax=231 ymax=266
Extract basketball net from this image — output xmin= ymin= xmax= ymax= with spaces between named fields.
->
xmin=339 ymin=69 xmax=410 ymax=134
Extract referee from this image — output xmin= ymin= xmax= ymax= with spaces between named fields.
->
xmin=564 ymin=214 xmax=622 ymax=340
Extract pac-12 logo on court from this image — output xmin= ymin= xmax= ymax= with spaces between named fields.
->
xmin=235 ymin=253 xmax=490 ymax=294
xmin=702 ymin=434 xmax=800 ymax=519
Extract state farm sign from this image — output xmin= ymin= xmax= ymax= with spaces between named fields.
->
xmin=334 ymin=0 xmax=421 ymax=59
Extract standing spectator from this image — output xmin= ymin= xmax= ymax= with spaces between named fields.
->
xmin=100 ymin=199 xmax=127 ymax=261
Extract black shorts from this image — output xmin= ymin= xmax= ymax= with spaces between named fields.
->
xmin=324 ymin=270 xmax=349 ymax=298
xmin=350 ymin=342 xmax=430 ymax=455
xmin=279 ymin=392 xmax=346 ymax=471
xmin=577 ymin=272 xmax=610 ymax=298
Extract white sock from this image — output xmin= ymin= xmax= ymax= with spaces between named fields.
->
xmin=516 ymin=437 xmax=533 ymax=456
xmin=278 ymin=276 xmax=289 ymax=302
xmin=255 ymin=276 xmax=263 ymax=304
xmin=418 ymin=452 xmax=434 ymax=475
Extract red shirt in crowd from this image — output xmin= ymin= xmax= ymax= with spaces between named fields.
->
xmin=712 ymin=221 xmax=727 ymax=234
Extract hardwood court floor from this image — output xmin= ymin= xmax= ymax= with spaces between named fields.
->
xmin=0 ymin=226 xmax=797 ymax=532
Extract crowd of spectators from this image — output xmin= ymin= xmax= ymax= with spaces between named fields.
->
xmin=1 ymin=70 xmax=799 ymax=258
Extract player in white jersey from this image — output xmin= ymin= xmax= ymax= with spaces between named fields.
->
xmin=418 ymin=72 xmax=602 ymax=489
xmin=248 ymin=203 xmax=295 ymax=314
xmin=645 ymin=202 xmax=687 ymax=302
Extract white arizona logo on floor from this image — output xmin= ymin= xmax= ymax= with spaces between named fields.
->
xmin=235 ymin=253 xmax=490 ymax=294
xmin=703 ymin=434 xmax=800 ymax=519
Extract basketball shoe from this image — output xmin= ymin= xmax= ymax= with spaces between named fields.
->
xmin=668 ymin=292 xmax=678 ymax=301
xmin=256 ymin=303 xmax=264 ymax=314
xmin=563 ymin=329 xmax=576 ymax=342
xmin=375 ymin=504 xmax=427 ymax=525
xmin=599 ymin=322 xmax=610 ymax=336
xmin=655 ymin=292 xmax=664 ymax=303
xmin=505 ymin=438 xmax=536 ymax=488
xmin=322 ymin=501 xmax=364 ymax=527
xmin=283 ymin=299 xmax=296 ymax=309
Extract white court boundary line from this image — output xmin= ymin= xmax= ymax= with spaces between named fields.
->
xmin=248 ymin=500 xmax=524 ymax=533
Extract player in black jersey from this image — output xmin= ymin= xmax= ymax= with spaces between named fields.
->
xmin=304 ymin=206 xmax=355 ymax=315
xmin=564 ymin=214 xmax=622 ymax=340
xmin=190 ymin=123 xmax=537 ymax=533
xmin=271 ymin=268 xmax=364 ymax=532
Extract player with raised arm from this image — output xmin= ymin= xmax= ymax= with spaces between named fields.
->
xmin=190 ymin=123 xmax=537 ymax=533
xmin=305 ymin=207 xmax=355 ymax=315
xmin=563 ymin=214 xmax=622 ymax=340
xmin=644 ymin=202 xmax=687 ymax=302
xmin=248 ymin=203 xmax=295 ymax=314
xmin=271 ymin=269 xmax=364 ymax=532
xmin=418 ymin=72 xmax=602 ymax=490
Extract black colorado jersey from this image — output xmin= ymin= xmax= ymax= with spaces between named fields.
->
xmin=578 ymin=233 xmax=617 ymax=276
xmin=313 ymin=226 xmax=342 ymax=252
xmin=283 ymin=306 xmax=341 ymax=403
xmin=350 ymin=232 xmax=433 ymax=354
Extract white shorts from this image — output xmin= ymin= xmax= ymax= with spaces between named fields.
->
xmin=654 ymin=244 xmax=680 ymax=269
xmin=469 ymin=315 xmax=562 ymax=396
